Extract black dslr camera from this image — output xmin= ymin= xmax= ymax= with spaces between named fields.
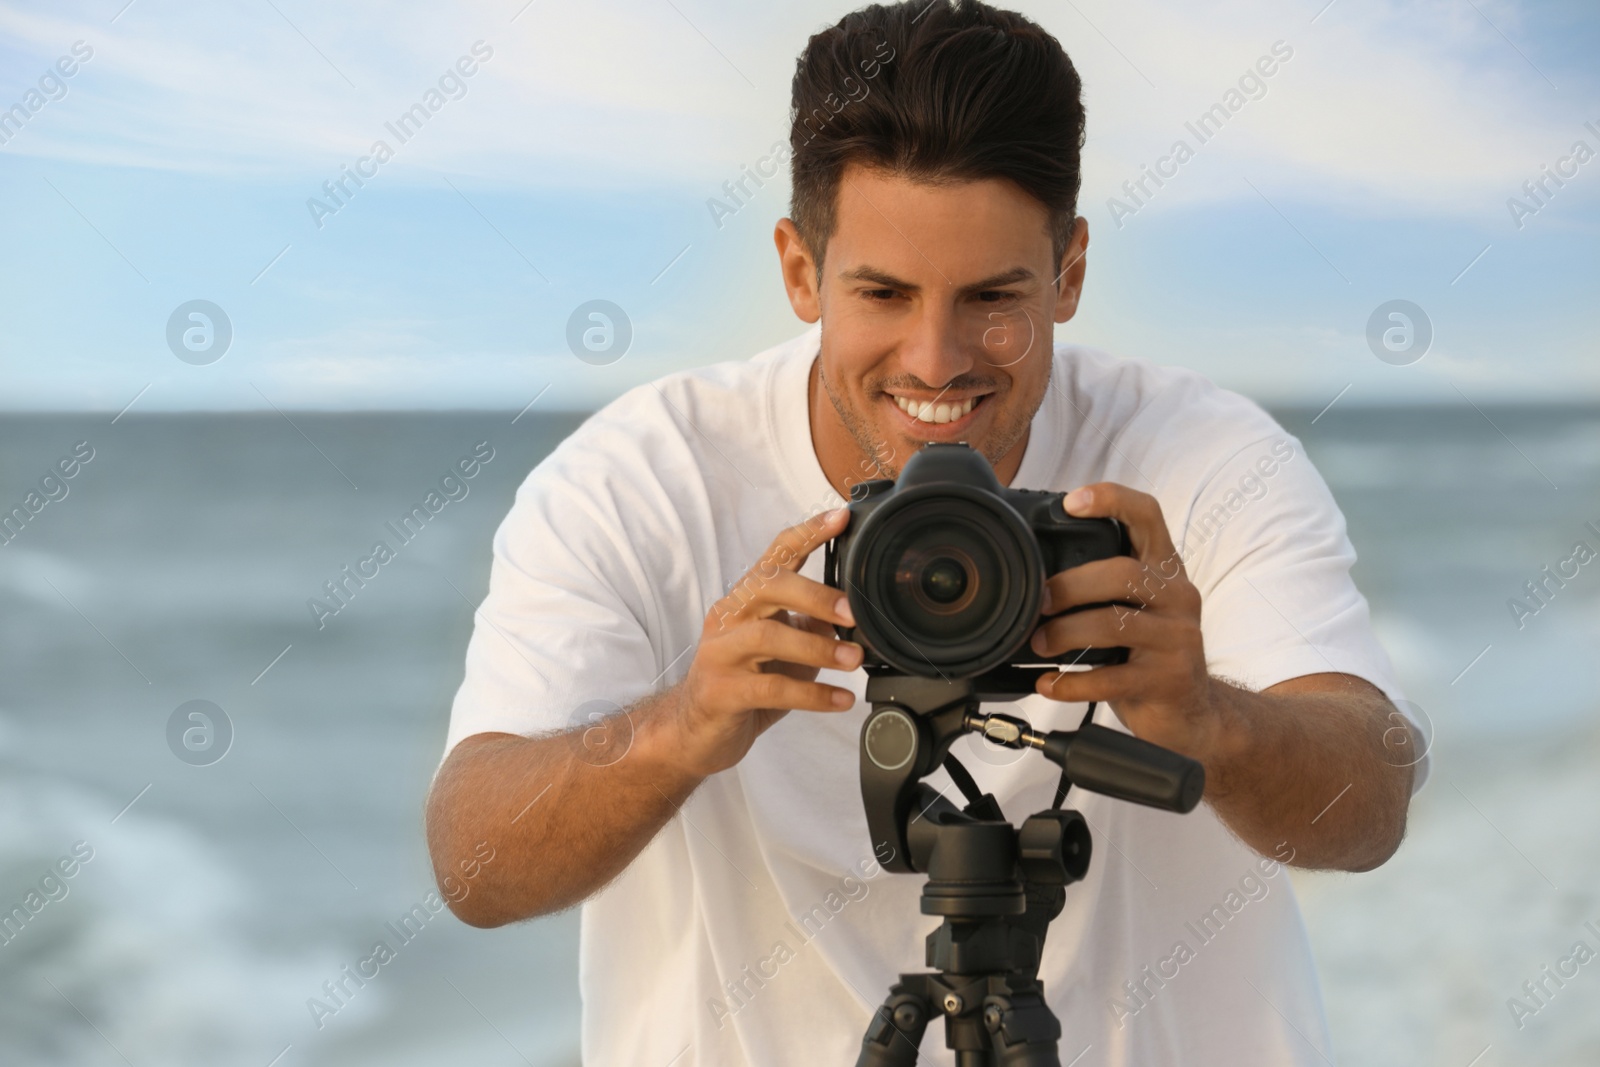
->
xmin=823 ymin=442 xmax=1133 ymax=679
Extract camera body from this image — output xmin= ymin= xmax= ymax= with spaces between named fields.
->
xmin=824 ymin=442 xmax=1132 ymax=679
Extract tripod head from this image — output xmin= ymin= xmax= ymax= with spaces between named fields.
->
xmin=855 ymin=667 xmax=1205 ymax=1067
xmin=861 ymin=668 xmax=1203 ymax=875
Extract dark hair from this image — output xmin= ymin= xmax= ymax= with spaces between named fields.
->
xmin=787 ymin=0 xmax=1086 ymax=283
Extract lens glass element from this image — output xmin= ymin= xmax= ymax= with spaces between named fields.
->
xmin=881 ymin=517 xmax=1008 ymax=643
xmin=919 ymin=556 xmax=969 ymax=606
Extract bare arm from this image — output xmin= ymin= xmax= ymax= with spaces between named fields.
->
xmin=1183 ymin=671 xmax=1413 ymax=871
xmin=425 ymin=688 xmax=701 ymax=926
xmin=425 ymin=508 xmax=863 ymax=926
xmin=1031 ymin=482 xmax=1416 ymax=874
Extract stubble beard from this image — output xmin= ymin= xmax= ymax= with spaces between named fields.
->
xmin=819 ymin=350 xmax=1049 ymax=483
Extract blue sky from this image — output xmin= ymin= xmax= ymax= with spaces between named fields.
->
xmin=0 ymin=0 xmax=1595 ymax=411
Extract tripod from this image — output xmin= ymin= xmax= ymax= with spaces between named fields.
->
xmin=854 ymin=668 xmax=1205 ymax=1067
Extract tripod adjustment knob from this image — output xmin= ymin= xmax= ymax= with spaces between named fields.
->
xmin=859 ymin=991 xmax=931 ymax=1066
xmin=865 ymin=708 xmax=920 ymax=771
xmin=893 ymin=1002 xmax=923 ymax=1030
xmin=1018 ymin=809 xmax=1092 ymax=885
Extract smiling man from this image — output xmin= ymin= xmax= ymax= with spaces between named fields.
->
xmin=425 ymin=2 xmax=1426 ymax=1064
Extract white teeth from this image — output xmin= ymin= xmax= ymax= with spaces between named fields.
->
xmin=893 ymin=395 xmax=979 ymax=424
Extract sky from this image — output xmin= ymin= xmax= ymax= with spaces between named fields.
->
xmin=0 ymin=0 xmax=1595 ymax=412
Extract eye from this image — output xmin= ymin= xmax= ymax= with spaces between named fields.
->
xmin=978 ymin=291 xmax=1020 ymax=304
xmin=862 ymin=289 xmax=899 ymax=302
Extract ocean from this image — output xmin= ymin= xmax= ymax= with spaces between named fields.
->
xmin=1 ymin=405 xmax=1596 ymax=1066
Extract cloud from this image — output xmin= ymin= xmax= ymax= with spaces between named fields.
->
xmin=1072 ymin=0 xmax=1582 ymax=220
xmin=4 ymin=0 xmax=1586 ymax=214
xmin=1 ymin=0 xmax=1592 ymax=410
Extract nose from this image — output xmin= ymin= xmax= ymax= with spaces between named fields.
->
xmin=898 ymin=299 xmax=974 ymax=389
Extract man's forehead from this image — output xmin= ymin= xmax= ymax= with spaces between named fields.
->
xmin=829 ymin=164 xmax=1054 ymax=280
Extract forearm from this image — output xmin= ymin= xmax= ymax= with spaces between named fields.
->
xmin=1197 ymin=673 xmax=1413 ymax=872
xmin=425 ymin=687 xmax=701 ymax=926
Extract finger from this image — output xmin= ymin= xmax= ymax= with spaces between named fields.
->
xmin=1043 ymin=557 xmax=1153 ymax=613
xmin=712 ymin=509 xmax=852 ymax=631
xmin=731 ymin=618 xmax=863 ymax=672
xmin=716 ymin=569 xmax=855 ymax=630
xmin=1061 ymin=483 xmax=1186 ymax=578
xmin=1035 ymin=664 xmax=1137 ymax=704
xmin=781 ymin=611 xmax=838 ymax=639
xmin=1031 ymin=604 xmax=1182 ymax=657
xmin=761 ymin=656 xmax=822 ymax=684
xmin=743 ymin=671 xmax=857 ymax=712
xmin=763 ymin=507 xmax=851 ymax=576
xmin=1044 ymin=557 xmax=1198 ymax=620
xmin=732 ymin=569 xmax=855 ymax=627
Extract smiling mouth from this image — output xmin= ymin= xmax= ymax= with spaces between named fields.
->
xmin=890 ymin=393 xmax=986 ymax=425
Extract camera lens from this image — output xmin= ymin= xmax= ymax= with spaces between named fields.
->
xmin=847 ymin=490 xmax=1041 ymax=677
xmin=919 ymin=556 xmax=969 ymax=606
xmin=890 ymin=533 xmax=994 ymax=637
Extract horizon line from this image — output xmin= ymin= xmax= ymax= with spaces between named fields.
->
xmin=5 ymin=398 xmax=1600 ymax=417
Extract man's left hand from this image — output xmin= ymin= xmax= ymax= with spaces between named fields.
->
xmin=1030 ymin=481 xmax=1221 ymax=762
xmin=1031 ymin=481 xmax=1415 ymax=872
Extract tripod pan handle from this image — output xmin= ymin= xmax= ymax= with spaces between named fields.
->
xmin=1042 ymin=724 xmax=1204 ymax=813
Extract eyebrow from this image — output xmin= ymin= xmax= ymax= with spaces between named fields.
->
xmin=838 ymin=265 xmax=1037 ymax=296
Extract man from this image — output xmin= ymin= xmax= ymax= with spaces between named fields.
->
xmin=426 ymin=2 xmax=1426 ymax=1063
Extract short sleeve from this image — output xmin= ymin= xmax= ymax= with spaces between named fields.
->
xmin=1179 ymin=433 xmax=1430 ymax=794
xmin=436 ymin=441 xmax=666 ymax=775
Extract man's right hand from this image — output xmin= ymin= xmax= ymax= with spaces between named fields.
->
xmin=428 ymin=507 xmax=864 ymax=923
xmin=668 ymin=507 xmax=862 ymax=779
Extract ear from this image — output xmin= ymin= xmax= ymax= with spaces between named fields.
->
xmin=774 ymin=218 xmax=822 ymax=324
xmin=1052 ymin=217 xmax=1090 ymax=324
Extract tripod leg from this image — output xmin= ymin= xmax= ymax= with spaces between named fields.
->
xmin=856 ymin=985 xmax=930 ymax=1067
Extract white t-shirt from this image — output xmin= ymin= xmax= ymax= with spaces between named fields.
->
xmin=441 ymin=322 xmax=1427 ymax=1066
